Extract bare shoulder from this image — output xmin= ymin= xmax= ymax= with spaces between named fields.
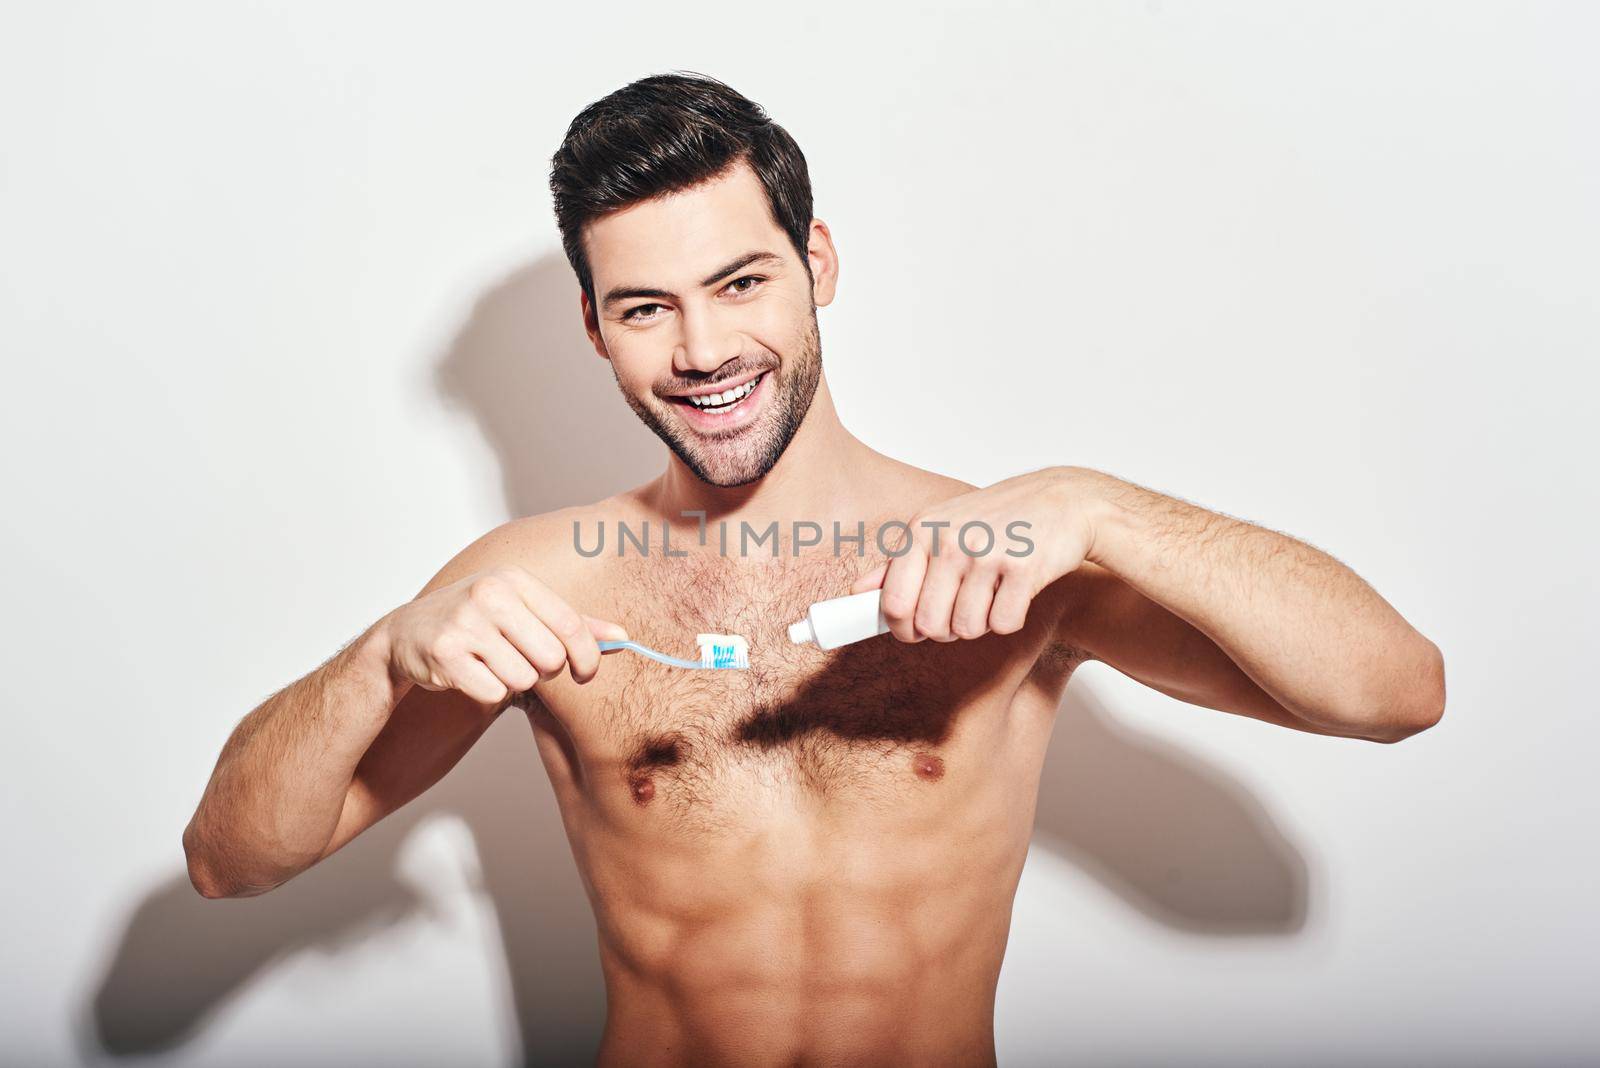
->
xmin=417 ymin=496 xmax=633 ymax=596
xmin=867 ymin=453 xmax=981 ymax=508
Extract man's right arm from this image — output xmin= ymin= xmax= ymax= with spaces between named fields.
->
xmin=181 ymin=622 xmax=406 ymax=897
xmin=182 ymin=519 xmax=627 ymax=898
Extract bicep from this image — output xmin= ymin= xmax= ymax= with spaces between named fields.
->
xmin=319 ymin=515 xmax=563 ymax=858
xmin=1058 ymin=562 xmax=1342 ymax=737
xmin=321 ymin=684 xmax=505 ymax=859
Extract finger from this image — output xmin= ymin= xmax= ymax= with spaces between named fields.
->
xmin=951 ymin=566 xmax=1000 ymax=640
xmin=467 ymin=583 xmax=569 ymax=678
xmin=442 ymin=650 xmax=512 ymax=706
xmin=850 ymin=563 xmax=888 ymax=594
xmin=502 ymin=571 xmax=604 ymax=684
xmin=988 ymin=570 xmax=1033 ymax=635
xmin=488 ymin=606 xmax=570 ymax=682
xmin=585 ymin=614 xmax=629 ymax=642
xmin=879 ymin=546 xmax=928 ymax=642
xmin=473 ymin=631 xmax=543 ymax=693
xmin=914 ymin=553 xmax=965 ymax=642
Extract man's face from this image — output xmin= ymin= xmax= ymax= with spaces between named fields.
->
xmin=581 ymin=161 xmax=829 ymax=488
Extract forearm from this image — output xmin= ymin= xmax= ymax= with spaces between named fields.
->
xmin=183 ymin=620 xmax=408 ymax=897
xmin=1073 ymin=468 xmax=1444 ymax=739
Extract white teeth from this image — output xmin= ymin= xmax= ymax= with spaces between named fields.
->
xmin=687 ymin=374 xmax=760 ymax=409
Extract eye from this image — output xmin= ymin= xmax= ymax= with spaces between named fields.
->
xmin=621 ymin=303 xmax=664 ymax=324
xmin=724 ymin=275 xmax=765 ymax=296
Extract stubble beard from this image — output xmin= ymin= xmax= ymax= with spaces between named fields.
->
xmin=616 ymin=310 xmax=823 ymax=489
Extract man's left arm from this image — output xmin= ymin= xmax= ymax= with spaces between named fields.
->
xmin=852 ymin=466 xmax=1446 ymax=743
xmin=1063 ymin=467 xmax=1445 ymax=742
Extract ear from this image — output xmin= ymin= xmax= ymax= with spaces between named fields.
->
xmin=580 ymin=289 xmax=612 ymax=362
xmin=805 ymin=219 xmax=840 ymax=308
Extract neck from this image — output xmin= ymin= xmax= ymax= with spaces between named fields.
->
xmin=646 ymin=374 xmax=884 ymax=530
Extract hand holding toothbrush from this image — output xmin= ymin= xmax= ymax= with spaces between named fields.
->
xmin=375 ymin=564 xmax=630 ymax=706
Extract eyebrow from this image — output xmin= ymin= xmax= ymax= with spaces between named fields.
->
xmin=600 ymin=250 xmax=785 ymax=310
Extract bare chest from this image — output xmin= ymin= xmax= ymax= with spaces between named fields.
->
xmin=525 ymin=552 xmax=1060 ymax=826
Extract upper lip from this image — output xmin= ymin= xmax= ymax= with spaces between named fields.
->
xmin=666 ymin=369 xmax=767 ymax=400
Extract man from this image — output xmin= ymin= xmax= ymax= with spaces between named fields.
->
xmin=184 ymin=72 xmax=1445 ymax=1066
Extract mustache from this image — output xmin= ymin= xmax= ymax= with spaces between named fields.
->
xmin=656 ymin=360 xmax=776 ymax=397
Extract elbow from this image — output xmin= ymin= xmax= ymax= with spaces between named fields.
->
xmin=183 ymin=817 xmax=308 ymax=899
xmin=1356 ymin=637 xmax=1447 ymax=744
xmin=183 ymin=827 xmax=230 ymax=899
xmin=188 ymin=869 xmax=234 ymax=900
xmin=183 ymin=820 xmax=254 ymax=899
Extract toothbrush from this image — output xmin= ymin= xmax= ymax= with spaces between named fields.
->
xmin=597 ymin=633 xmax=750 ymax=670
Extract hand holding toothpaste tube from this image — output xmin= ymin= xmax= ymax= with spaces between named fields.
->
xmin=848 ymin=466 xmax=1106 ymax=644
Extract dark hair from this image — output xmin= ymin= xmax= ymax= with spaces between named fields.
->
xmin=549 ymin=71 xmax=814 ymax=304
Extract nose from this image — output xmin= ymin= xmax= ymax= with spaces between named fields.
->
xmin=673 ymin=304 xmax=741 ymax=376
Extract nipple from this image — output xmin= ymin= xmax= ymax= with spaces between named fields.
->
xmin=628 ymin=774 xmax=657 ymax=806
xmin=911 ymin=751 xmax=946 ymax=782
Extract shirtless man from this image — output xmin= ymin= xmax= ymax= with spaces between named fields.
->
xmin=182 ymin=72 xmax=1446 ymax=1066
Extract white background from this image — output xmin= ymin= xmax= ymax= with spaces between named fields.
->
xmin=3 ymin=2 xmax=1596 ymax=1065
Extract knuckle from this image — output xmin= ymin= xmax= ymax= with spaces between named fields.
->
xmin=548 ymin=609 xmax=584 ymax=640
xmin=999 ymin=603 xmax=1031 ymax=632
xmin=491 ymin=563 xmax=528 ymax=584
xmin=476 ymin=586 xmax=516 ymax=617
xmin=530 ymin=645 xmax=568 ymax=675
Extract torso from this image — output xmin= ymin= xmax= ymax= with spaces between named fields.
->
xmin=508 ymin=478 xmax=1087 ymax=1067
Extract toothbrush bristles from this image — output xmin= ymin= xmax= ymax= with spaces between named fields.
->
xmin=696 ymin=633 xmax=750 ymax=670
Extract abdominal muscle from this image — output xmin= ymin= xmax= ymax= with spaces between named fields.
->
xmin=521 ymin=675 xmax=1062 ymax=1068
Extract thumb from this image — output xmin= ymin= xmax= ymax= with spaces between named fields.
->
xmin=585 ymin=615 xmax=629 ymax=642
xmin=851 ymin=563 xmax=888 ymax=594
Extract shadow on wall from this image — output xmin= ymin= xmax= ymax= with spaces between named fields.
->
xmin=80 ymin=254 xmax=1309 ymax=1067
xmin=1036 ymin=685 xmax=1309 ymax=932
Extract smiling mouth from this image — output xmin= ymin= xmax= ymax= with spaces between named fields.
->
xmin=668 ymin=371 xmax=768 ymax=416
